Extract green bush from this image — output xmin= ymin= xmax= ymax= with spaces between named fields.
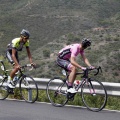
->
xmin=43 ymin=49 xmax=50 ymax=58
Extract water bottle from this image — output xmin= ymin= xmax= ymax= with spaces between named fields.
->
xmin=74 ymin=80 xmax=80 ymax=89
xmin=13 ymin=76 xmax=18 ymax=85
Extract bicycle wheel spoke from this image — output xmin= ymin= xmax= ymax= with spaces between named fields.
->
xmin=20 ymin=76 xmax=38 ymax=103
xmin=81 ymin=79 xmax=107 ymax=112
xmin=0 ymin=60 xmax=9 ymax=100
xmin=46 ymin=77 xmax=68 ymax=107
xmin=0 ymin=75 xmax=9 ymax=100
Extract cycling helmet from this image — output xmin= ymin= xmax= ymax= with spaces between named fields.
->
xmin=82 ymin=38 xmax=91 ymax=49
xmin=20 ymin=29 xmax=30 ymax=38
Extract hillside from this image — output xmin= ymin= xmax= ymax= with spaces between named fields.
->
xmin=0 ymin=0 xmax=120 ymax=52
xmin=0 ymin=0 xmax=120 ymax=82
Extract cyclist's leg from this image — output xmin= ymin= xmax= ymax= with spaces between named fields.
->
xmin=68 ymin=65 xmax=77 ymax=87
xmin=6 ymin=50 xmax=14 ymax=65
xmin=56 ymin=58 xmax=77 ymax=94
xmin=56 ymin=57 xmax=70 ymax=86
xmin=9 ymin=51 xmax=19 ymax=80
xmin=66 ymin=65 xmax=77 ymax=95
xmin=6 ymin=50 xmax=19 ymax=89
xmin=56 ymin=57 xmax=70 ymax=72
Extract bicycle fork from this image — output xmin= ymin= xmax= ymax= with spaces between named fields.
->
xmin=85 ymin=78 xmax=96 ymax=96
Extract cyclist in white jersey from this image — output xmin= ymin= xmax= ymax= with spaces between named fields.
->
xmin=6 ymin=29 xmax=35 ymax=90
xmin=56 ymin=38 xmax=95 ymax=93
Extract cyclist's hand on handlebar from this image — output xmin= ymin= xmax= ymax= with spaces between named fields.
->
xmin=30 ymin=62 xmax=36 ymax=68
xmin=81 ymin=67 xmax=86 ymax=70
xmin=89 ymin=66 xmax=95 ymax=69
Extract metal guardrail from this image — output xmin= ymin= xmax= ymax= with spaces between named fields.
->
xmin=0 ymin=76 xmax=120 ymax=96
xmin=34 ymin=78 xmax=120 ymax=96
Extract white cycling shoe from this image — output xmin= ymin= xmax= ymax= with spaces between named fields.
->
xmin=67 ymin=88 xmax=77 ymax=93
xmin=7 ymin=81 xmax=15 ymax=88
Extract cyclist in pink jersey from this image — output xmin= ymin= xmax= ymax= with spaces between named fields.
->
xmin=56 ymin=38 xmax=95 ymax=93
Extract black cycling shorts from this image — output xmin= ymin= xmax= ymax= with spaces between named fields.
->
xmin=56 ymin=57 xmax=71 ymax=71
xmin=6 ymin=50 xmax=19 ymax=65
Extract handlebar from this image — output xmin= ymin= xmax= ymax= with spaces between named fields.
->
xmin=93 ymin=66 xmax=102 ymax=76
xmin=20 ymin=64 xmax=35 ymax=71
xmin=0 ymin=60 xmax=35 ymax=72
xmin=75 ymin=66 xmax=102 ymax=78
xmin=82 ymin=66 xmax=102 ymax=77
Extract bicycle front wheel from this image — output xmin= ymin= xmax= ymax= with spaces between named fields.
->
xmin=0 ymin=75 xmax=9 ymax=100
xmin=46 ymin=77 xmax=68 ymax=107
xmin=81 ymin=79 xmax=107 ymax=112
xmin=19 ymin=75 xmax=38 ymax=103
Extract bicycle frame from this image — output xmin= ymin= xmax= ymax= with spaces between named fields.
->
xmin=63 ymin=67 xmax=102 ymax=94
xmin=1 ymin=67 xmax=25 ymax=86
xmin=75 ymin=78 xmax=86 ymax=91
xmin=13 ymin=69 xmax=28 ymax=86
xmin=0 ymin=60 xmax=38 ymax=103
xmin=47 ymin=66 xmax=107 ymax=111
xmin=0 ymin=60 xmax=33 ymax=87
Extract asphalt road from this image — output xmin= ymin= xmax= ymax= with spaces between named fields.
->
xmin=0 ymin=100 xmax=120 ymax=120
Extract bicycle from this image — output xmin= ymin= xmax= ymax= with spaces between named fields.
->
xmin=0 ymin=60 xmax=38 ymax=103
xmin=46 ymin=66 xmax=107 ymax=112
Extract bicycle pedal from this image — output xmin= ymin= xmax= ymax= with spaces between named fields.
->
xmin=7 ymin=87 xmax=14 ymax=94
xmin=4 ymin=87 xmax=8 ymax=91
xmin=54 ymin=92 xmax=58 ymax=97
xmin=67 ymin=93 xmax=75 ymax=100
xmin=68 ymin=97 xmax=74 ymax=101
xmin=8 ymin=91 xmax=14 ymax=94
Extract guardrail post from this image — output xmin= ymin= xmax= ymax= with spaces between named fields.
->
xmin=28 ymin=89 xmax=32 ymax=101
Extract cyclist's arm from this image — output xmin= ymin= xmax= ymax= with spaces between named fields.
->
xmin=81 ymin=53 xmax=91 ymax=67
xmin=26 ymin=47 xmax=33 ymax=64
xmin=70 ymin=56 xmax=83 ymax=69
xmin=11 ymin=48 xmax=19 ymax=65
xmin=26 ymin=47 xmax=32 ymax=63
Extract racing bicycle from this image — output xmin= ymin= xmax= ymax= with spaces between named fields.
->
xmin=46 ymin=66 xmax=107 ymax=112
xmin=0 ymin=60 xmax=38 ymax=103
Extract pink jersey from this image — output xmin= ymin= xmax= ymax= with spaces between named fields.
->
xmin=58 ymin=44 xmax=84 ymax=60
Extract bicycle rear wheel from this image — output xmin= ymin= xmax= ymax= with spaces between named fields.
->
xmin=81 ymin=79 xmax=107 ymax=112
xmin=0 ymin=75 xmax=9 ymax=100
xmin=19 ymin=75 xmax=38 ymax=103
xmin=46 ymin=77 xmax=68 ymax=107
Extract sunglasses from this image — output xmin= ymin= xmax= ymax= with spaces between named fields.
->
xmin=23 ymin=37 xmax=29 ymax=40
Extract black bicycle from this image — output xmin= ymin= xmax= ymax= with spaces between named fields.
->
xmin=0 ymin=60 xmax=38 ymax=103
xmin=46 ymin=66 xmax=107 ymax=112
